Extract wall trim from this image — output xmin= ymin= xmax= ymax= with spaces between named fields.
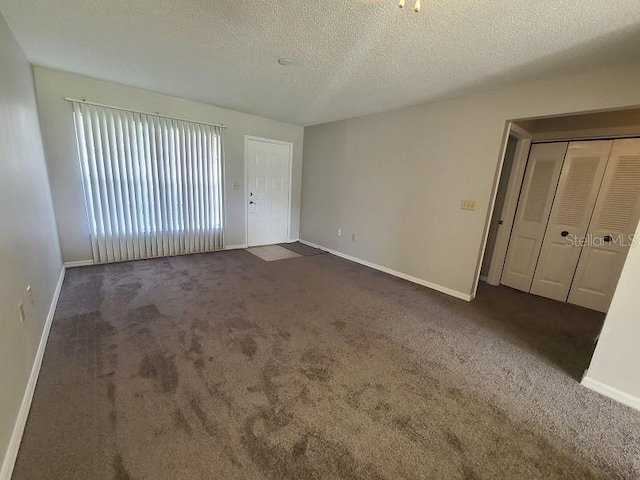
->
xmin=299 ymin=239 xmax=473 ymax=301
xmin=224 ymin=244 xmax=248 ymax=250
xmin=581 ymin=375 xmax=640 ymax=412
xmin=1 ymin=267 xmax=65 ymax=480
xmin=64 ymin=259 xmax=94 ymax=268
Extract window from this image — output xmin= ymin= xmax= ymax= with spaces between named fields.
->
xmin=72 ymin=101 xmax=224 ymax=263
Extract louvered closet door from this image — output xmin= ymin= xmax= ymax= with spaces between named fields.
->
xmin=568 ymin=139 xmax=640 ymax=312
xmin=501 ymin=142 xmax=567 ymax=291
xmin=530 ymin=141 xmax=613 ymax=302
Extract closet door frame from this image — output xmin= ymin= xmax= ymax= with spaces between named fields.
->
xmin=483 ymin=123 xmax=533 ymax=286
xmin=475 ymin=122 xmax=534 ymax=295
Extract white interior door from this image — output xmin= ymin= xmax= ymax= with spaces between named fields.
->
xmin=568 ymin=139 xmax=640 ymax=312
xmin=246 ymin=137 xmax=292 ymax=247
xmin=530 ymin=140 xmax=613 ymax=302
xmin=501 ymin=142 xmax=567 ymax=291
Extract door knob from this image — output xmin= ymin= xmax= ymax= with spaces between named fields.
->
xmin=603 ymin=235 xmax=612 ymax=242
xmin=249 ymin=200 xmax=257 ymax=205
xmin=561 ymin=231 xmax=569 ymax=237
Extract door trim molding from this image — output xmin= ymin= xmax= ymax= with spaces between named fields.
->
xmin=486 ymin=128 xmax=533 ymax=286
xmin=244 ymin=135 xmax=294 ymax=247
xmin=474 ymin=121 xmax=532 ymax=294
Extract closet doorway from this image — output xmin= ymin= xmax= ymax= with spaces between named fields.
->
xmin=502 ymin=138 xmax=640 ymax=312
xmin=479 ymin=108 xmax=640 ymax=314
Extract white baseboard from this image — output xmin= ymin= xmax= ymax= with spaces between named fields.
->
xmin=64 ymin=259 xmax=94 ymax=268
xmin=298 ymin=239 xmax=472 ymax=301
xmin=224 ymin=244 xmax=247 ymax=250
xmin=1 ymin=267 xmax=66 ymax=480
xmin=581 ymin=375 xmax=640 ymax=412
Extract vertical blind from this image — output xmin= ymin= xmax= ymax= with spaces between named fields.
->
xmin=72 ymin=101 xmax=224 ymax=264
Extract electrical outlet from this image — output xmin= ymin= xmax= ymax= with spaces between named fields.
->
xmin=337 ymin=228 xmax=342 ymax=237
xmin=18 ymin=302 xmax=25 ymax=322
xmin=351 ymin=233 xmax=357 ymax=242
xmin=27 ymin=285 xmax=34 ymax=305
xmin=460 ymin=199 xmax=476 ymax=211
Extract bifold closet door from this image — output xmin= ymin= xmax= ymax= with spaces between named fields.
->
xmin=529 ymin=141 xmax=613 ymax=302
xmin=568 ymin=139 xmax=640 ymax=312
xmin=501 ymin=142 xmax=567 ymax=291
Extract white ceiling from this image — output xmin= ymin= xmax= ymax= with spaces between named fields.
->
xmin=1 ymin=0 xmax=640 ymax=126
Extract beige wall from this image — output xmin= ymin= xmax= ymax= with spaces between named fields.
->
xmin=301 ymin=64 xmax=640 ymax=406
xmin=585 ymin=218 xmax=640 ymax=403
xmin=0 ymin=15 xmax=63 ymax=475
xmin=301 ymin=64 xmax=640 ymax=297
xmin=33 ymin=67 xmax=304 ymax=263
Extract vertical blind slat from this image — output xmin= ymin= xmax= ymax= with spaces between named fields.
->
xmin=141 ymin=117 xmax=154 ymax=257
xmin=90 ymin=107 xmax=112 ymax=262
xmin=107 ymin=110 xmax=126 ymax=262
xmin=99 ymin=109 xmax=119 ymax=262
xmin=186 ymin=122 xmax=195 ymax=253
xmin=167 ymin=121 xmax=178 ymax=255
xmin=131 ymin=113 xmax=146 ymax=258
xmin=194 ymin=124 xmax=201 ymax=251
xmin=175 ymin=121 xmax=185 ymax=254
xmin=124 ymin=112 xmax=139 ymax=259
xmin=215 ymin=132 xmax=223 ymax=250
xmin=72 ymin=102 xmax=224 ymax=264
xmin=202 ymin=125 xmax=211 ymax=252
xmin=177 ymin=122 xmax=190 ymax=253
xmin=73 ymin=106 xmax=100 ymax=260
xmin=148 ymin=117 xmax=162 ymax=256
xmin=156 ymin=118 xmax=169 ymax=256
xmin=114 ymin=111 xmax=133 ymax=260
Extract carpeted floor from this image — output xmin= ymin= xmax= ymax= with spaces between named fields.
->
xmin=12 ymin=250 xmax=640 ymax=479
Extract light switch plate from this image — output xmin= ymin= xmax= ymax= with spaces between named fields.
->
xmin=461 ymin=199 xmax=476 ymax=211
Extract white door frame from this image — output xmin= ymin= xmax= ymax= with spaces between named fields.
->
xmin=473 ymin=122 xmax=533 ymax=295
xmin=244 ymin=135 xmax=294 ymax=247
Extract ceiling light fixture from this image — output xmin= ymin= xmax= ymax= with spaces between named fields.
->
xmin=399 ymin=0 xmax=420 ymax=12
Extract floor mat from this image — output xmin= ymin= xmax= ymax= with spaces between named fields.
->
xmin=279 ymin=241 xmax=327 ymax=256
xmin=246 ymin=245 xmax=301 ymax=261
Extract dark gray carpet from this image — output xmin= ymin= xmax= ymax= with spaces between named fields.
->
xmin=12 ymin=250 xmax=640 ymax=479
xmin=278 ymin=241 xmax=327 ymax=256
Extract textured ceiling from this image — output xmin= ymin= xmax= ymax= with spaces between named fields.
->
xmin=1 ymin=0 xmax=640 ymax=125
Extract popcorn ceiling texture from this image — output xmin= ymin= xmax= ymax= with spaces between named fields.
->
xmin=1 ymin=0 xmax=640 ymax=125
